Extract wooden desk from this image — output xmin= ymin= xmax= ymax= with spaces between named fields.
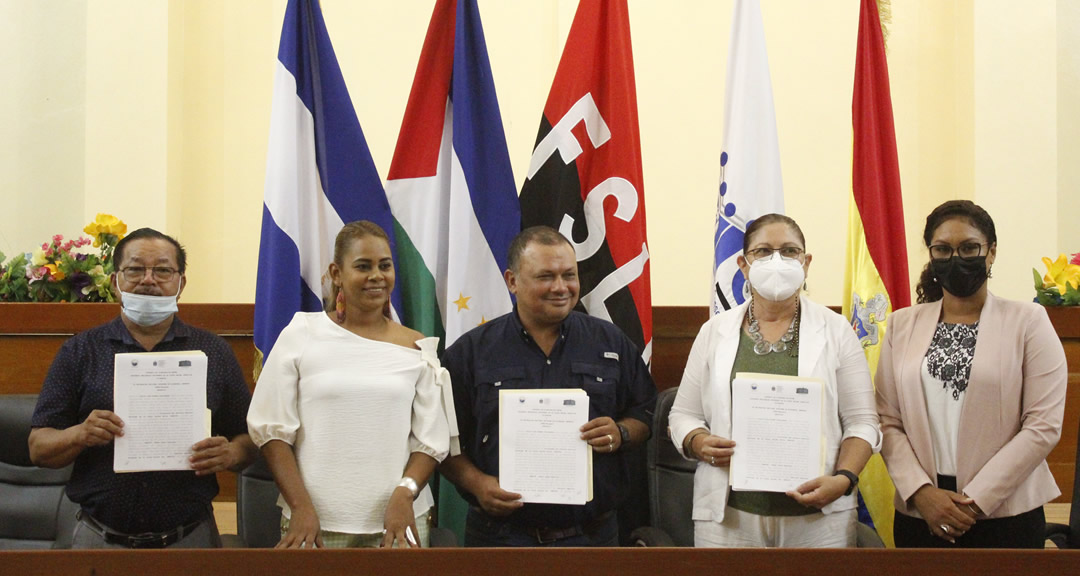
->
xmin=2 ymin=547 xmax=1079 ymax=576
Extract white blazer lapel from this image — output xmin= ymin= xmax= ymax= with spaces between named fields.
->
xmin=797 ymin=295 xmax=828 ymax=377
xmin=709 ymin=301 xmax=749 ymax=437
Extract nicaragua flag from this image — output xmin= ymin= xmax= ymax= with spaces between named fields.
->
xmin=254 ymin=0 xmax=400 ymax=370
xmin=713 ymin=0 xmax=784 ymax=313
xmin=842 ymin=0 xmax=911 ymax=547
xmin=385 ymin=0 xmax=519 ymax=544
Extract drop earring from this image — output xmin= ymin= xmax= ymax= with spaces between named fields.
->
xmin=335 ymin=288 xmax=346 ymax=323
xmin=987 ymin=265 xmax=993 ymax=279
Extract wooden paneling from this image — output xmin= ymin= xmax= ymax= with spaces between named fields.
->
xmin=650 ymin=306 xmax=709 ymax=391
xmin=2 ymin=303 xmax=1078 ymax=503
xmin=2 ymin=548 xmax=1079 ymax=575
xmin=1047 ymin=306 xmax=1080 ymax=503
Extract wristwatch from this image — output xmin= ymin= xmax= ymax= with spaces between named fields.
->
xmin=617 ymin=423 xmax=631 ymax=446
xmin=835 ymin=469 xmax=859 ymax=496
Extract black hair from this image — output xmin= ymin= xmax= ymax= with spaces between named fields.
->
xmin=507 ymin=226 xmax=573 ymax=273
xmin=742 ymin=213 xmax=806 ymax=253
xmin=113 ymin=228 xmax=187 ymax=274
xmin=915 ymin=200 xmax=997 ymax=303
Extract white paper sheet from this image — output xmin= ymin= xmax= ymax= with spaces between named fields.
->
xmin=113 ymin=351 xmax=208 ymax=472
xmin=499 ymin=388 xmax=592 ymax=505
xmin=729 ymin=372 xmax=824 ymax=492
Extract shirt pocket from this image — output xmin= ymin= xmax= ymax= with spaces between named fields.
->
xmin=572 ymin=361 xmax=621 ymax=419
xmin=473 ymin=366 xmax=528 ymax=460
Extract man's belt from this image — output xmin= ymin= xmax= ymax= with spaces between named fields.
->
xmin=522 ymin=510 xmax=615 ymax=545
xmin=78 ymin=510 xmax=203 ymax=549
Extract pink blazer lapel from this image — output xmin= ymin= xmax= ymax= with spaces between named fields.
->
xmin=956 ymin=293 xmax=1003 ymax=485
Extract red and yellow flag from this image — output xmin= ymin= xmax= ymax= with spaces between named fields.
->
xmin=842 ymin=0 xmax=910 ymax=548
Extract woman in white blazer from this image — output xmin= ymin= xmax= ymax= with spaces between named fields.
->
xmin=669 ymin=214 xmax=881 ymax=548
xmin=876 ymin=200 xmax=1067 ymax=548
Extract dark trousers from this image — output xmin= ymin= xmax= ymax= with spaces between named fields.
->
xmin=894 ymin=476 xmax=1046 ymax=549
xmin=464 ymin=507 xmax=619 ymax=548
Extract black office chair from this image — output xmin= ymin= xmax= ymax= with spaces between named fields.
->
xmin=0 ymin=394 xmax=79 ymax=549
xmin=221 ymin=453 xmax=282 ymax=548
xmin=1045 ymin=415 xmax=1080 ymax=548
xmin=630 ymin=386 xmax=885 ymax=548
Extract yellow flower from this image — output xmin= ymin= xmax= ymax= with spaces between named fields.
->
xmin=44 ymin=263 xmax=66 ymax=281
xmin=1042 ymin=253 xmax=1080 ymax=295
xmin=83 ymin=214 xmax=128 ymax=243
xmin=31 ymin=247 xmax=47 ymax=267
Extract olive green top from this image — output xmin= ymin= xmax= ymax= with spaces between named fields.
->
xmin=726 ymin=328 xmax=817 ymax=517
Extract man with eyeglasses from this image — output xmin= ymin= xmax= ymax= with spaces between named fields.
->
xmin=29 ymin=228 xmax=256 ymax=548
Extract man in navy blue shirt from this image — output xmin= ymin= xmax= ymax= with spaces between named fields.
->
xmin=440 ymin=226 xmax=656 ymax=547
xmin=29 ymin=228 xmax=256 ymax=548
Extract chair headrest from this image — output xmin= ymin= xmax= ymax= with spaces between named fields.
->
xmin=0 ymin=395 xmax=39 ymax=467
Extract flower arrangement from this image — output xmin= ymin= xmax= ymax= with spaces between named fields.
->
xmin=1033 ymin=252 xmax=1080 ymax=306
xmin=0 ymin=214 xmax=127 ymax=302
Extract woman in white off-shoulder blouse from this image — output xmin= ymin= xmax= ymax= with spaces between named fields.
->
xmin=247 ymin=221 xmax=457 ymax=549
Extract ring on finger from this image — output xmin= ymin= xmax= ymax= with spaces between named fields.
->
xmin=608 ymin=442 xmax=615 ymax=452
xmin=940 ymin=524 xmax=950 ymax=534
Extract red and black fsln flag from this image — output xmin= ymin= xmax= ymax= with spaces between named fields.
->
xmin=519 ymin=0 xmax=652 ymax=362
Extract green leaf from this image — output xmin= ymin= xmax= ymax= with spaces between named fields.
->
xmin=1064 ymin=283 xmax=1080 ymax=307
xmin=1033 ymin=268 xmax=1045 ymax=290
xmin=1036 ymin=289 xmax=1062 ymax=306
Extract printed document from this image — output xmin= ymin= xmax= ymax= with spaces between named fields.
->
xmin=499 ymin=388 xmax=592 ymax=504
xmin=730 ymin=372 xmax=824 ymax=492
xmin=113 ymin=351 xmax=208 ymax=472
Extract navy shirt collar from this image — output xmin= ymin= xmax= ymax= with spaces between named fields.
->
xmin=104 ymin=314 xmax=190 ymax=348
xmin=510 ymin=305 xmax=571 ymax=344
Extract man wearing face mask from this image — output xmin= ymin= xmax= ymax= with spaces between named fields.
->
xmin=29 ymin=228 xmax=256 ymax=548
xmin=669 ymin=214 xmax=880 ymax=548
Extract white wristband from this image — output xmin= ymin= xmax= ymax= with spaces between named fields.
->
xmin=397 ymin=476 xmax=419 ymax=500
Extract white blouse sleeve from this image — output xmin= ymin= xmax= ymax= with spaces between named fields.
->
xmin=246 ymin=313 xmax=307 ymax=448
xmin=833 ymin=315 xmax=882 ymax=452
xmin=409 ymin=337 xmax=457 ymax=462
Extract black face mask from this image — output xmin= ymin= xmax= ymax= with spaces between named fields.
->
xmin=931 ymin=255 xmax=988 ymax=298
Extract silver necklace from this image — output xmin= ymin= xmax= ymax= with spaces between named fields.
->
xmin=746 ymin=298 xmax=800 ymax=356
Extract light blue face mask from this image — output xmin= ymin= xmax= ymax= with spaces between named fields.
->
xmin=118 ymin=279 xmax=182 ymax=327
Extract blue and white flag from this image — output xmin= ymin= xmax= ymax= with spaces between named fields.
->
xmin=713 ymin=0 xmax=784 ymax=313
xmin=254 ymin=0 xmax=400 ymax=366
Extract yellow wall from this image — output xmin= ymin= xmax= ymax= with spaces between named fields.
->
xmin=3 ymin=0 xmax=1077 ymax=306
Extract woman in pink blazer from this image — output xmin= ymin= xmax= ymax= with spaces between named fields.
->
xmin=876 ymin=200 xmax=1067 ymax=548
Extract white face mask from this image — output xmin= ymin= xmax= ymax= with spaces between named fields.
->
xmin=118 ymin=280 xmax=181 ymax=327
xmin=748 ymin=252 xmax=805 ymax=302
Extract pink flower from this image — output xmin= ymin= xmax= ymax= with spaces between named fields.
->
xmin=41 ymin=243 xmax=49 ymax=251
xmin=61 ymin=240 xmax=74 ymax=252
xmin=1072 ymin=252 xmax=1080 ymax=266
xmin=53 ymin=234 xmax=64 ymax=245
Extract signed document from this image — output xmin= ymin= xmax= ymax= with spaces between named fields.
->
xmin=113 ymin=351 xmax=208 ymax=472
xmin=730 ymin=372 xmax=824 ymax=493
xmin=499 ymin=389 xmax=592 ymax=505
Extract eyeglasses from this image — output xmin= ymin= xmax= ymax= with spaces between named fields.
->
xmin=929 ymin=242 xmax=987 ymax=261
xmin=745 ymin=246 xmax=804 ymax=261
xmin=119 ymin=266 xmax=179 ymax=282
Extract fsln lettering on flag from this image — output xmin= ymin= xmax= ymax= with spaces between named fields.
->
xmin=519 ymin=0 xmax=652 ymax=364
